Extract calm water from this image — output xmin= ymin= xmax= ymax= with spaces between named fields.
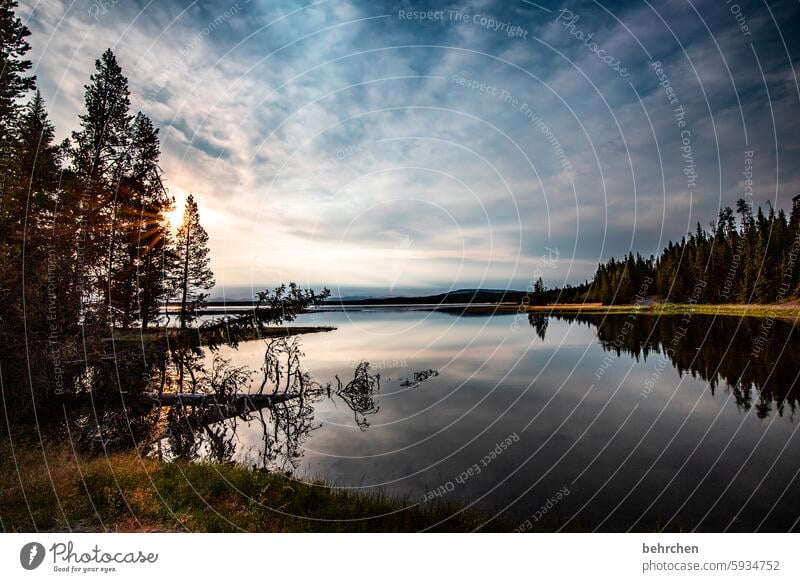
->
xmin=189 ymin=309 xmax=800 ymax=531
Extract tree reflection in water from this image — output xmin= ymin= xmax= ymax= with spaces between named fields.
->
xmin=531 ymin=312 xmax=800 ymax=418
xmin=333 ymin=362 xmax=381 ymax=430
xmin=528 ymin=312 xmax=548 ymax=341
xmin=65 ymin=336 xmax=380 ymax=472
xmin=15 ymin=310 xmax=797 ymax=472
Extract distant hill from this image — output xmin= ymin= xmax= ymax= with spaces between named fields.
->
xmin=326 ymin=289 xmax=527 ymax=306
xmin=202 ymin=289 xmax=530 ymax=307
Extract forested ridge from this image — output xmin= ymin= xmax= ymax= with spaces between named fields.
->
xmin=534 ymin=199 xmax=800 ymax=306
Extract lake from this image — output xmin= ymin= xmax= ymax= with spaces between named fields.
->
xmin=165 ymin=308 xmax=800 ymax=531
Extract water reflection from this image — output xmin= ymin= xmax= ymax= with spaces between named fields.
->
xmin=56 ymin=311 xmax=800 ymax=468
xmin=333 ymin=362 xmax=381 ymax=430
xmin=6 ymin=308 xmax=800 ymax=530
xmin=544 ymin=312 xmax=800 ymax=417
xmin=528 ymin=312 xmax=549 ymax=341
xmin=48 ymin=335 xmax=380 ymax=472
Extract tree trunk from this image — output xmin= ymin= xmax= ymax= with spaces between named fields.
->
xmin=180 ymin=221 xmax=191 ymax=329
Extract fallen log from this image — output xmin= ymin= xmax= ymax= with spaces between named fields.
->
xmin=141 ymin=392 xmax=299 ymax=408
xmin=136 ymin=392 xmax=304 ymax=423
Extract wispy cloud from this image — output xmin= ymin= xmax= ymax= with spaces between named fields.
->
xmin=21 ymin=0 xmax=800 ymax=296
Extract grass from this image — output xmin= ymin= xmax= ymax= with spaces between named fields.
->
xmin=451 ymin=301 xmax=800 ymax=320
xmin=526 ymin=302 xmax=800 ymax=320
xmin=451 ymin=301 xmax=800 ymax=325
xmin=0 ymin=440 xmax=497 ymax=532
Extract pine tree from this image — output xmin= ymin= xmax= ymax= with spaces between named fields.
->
xmin=789 ymin=197 xmax=800 ymax=295
xmin=531 ymin=277 xmax=547 ymax=306
xmin=0 ymin=0 xmax=35 ymax=149
xmin=0 ymin=91 xmax=66 ymax=334
xmin=14 ymin=91 xmax=62 ymax=204
xmin=174 ymin=194 xmax=214 ymax=328
xmin=129 ymin=114 xmax=172 ymax=328
xmin=736 ymin=199 xmax=756 ymax=303
xmin=70 ymin=49 xmax=133 ymax=325
xmin=1 ymin=91 xmax=59 ymax=240
xmin=16 ymin=93 xmax=69 ymax=332
xmin=71 ymin=49 xmax=132 ymax=186
xmin=752 ymin=206 xmax=772 ymax=303
xmin=0 ymin=0 xmax=36 ymax=325
xmin=109 ymin=112 xmax=171 ymax=327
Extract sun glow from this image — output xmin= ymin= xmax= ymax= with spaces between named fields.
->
xmin=167 ymin=192 xmax=186 ymax=232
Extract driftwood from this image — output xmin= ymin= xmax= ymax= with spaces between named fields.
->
xmin=138 ymin=392 xmax=303 ymax=425
xmin=141 ymin=392 xmax=298 ymax=408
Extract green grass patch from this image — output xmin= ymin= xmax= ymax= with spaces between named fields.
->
xmin=0 ymin=440 xmax=498 ymax=532
xmin=523 ymin=302 xmax=800 ymax=320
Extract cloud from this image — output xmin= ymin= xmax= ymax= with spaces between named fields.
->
xmin=21 ymin=0 xmax=800 ymax=296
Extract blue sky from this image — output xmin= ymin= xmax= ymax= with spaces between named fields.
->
xmin=18 ymin=0 xmax=800 ymax=298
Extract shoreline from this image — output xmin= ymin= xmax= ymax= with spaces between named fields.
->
xmin=4 ymin=308 xmax=794 ymax=533
xmin=454 ymin=302 xmax=800 ymax=320
xmin=109 ymin=325 xmax=336 ymax=345
xmin=0 ymin=441 xmax=501 ymax=533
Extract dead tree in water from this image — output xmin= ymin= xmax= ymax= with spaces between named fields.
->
xmin=258 ymin=337 xmax=323 ymax=397
xmin=334 ymin=362 xmax=381 ymax=430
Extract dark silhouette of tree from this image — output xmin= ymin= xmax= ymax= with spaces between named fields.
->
xmin=0 ymin=1 xmax=331 ymax=415
xmin=71 ymin=49 xmax=132 ymax=186
xmin=544 ymin=312 xmax=800 ymax=418
xmin=0 ymin=91 xmax=64 ymax=331
xmin=545 ymin=199 xmax=800 ymax=306
xmin=174 ymin=194 xmax=214 ymax=328
xmin=0 ymin=1 xmax=37 ymax=330
xmin=110 ymin=113 xmax=172 ymax=327
xmin=0 ymin=0 xmax=35 ymax=149
xmin=69 ymin=49 xmax=133 ymax=325
xmin=11 ymin=91 xmax=62 ymax=198
xmin=530 ymin=277 xmax=547 ymax=306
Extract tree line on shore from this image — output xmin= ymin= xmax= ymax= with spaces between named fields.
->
xmin=0 ymin=2 xmax=328 ymax=411
xmin=532 ymin=199 xmax=800 ymax=306
xmin=1 ymin=1 xmax=215 ymax=345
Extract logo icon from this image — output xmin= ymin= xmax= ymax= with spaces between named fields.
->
xmin=20 ymin=542 xmax=46 ymax=570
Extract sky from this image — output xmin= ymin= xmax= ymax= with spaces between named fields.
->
xmin=17 ymin=0 xmax=800 ymax=298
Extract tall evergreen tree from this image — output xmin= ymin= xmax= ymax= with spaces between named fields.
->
xmin=530 ymin=277 xmax=547 ymax=306
xmin=9 ymin=91 xmax=62 ymax=263
xmin=0 ymin=91 xmax=60 ymax=245
xmin=70 ymin=49 xmax=133 ymax=325
xmin=0 ymin=0 xmax=34 ymax=148
xmin=174 ymin=194 xmax=214 ymax=328
xmin=71 ymin=49 xmax=132 ymax=186
xmin=13 ymin=91 xmax=62 ymax=203
xmin=0 ymin=0 xmax=36 ymax=326
xmin=129 ymin=113 xmax=172 ymax=328
xmin=789 ymin=197 xmax=800 ymax=295
xmin=736 ymin=199 xmax=757 ymax=302
xmin=109 ymin=112 xmax=171 ymax=327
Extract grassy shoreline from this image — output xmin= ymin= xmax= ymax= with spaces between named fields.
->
xmin=0 ymin=442 xmax=497 ymax=532
xmin=537 ymin=302 xmax=800 ymax=320
xmin=458 ymin=302 xmax=800 ymax=320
